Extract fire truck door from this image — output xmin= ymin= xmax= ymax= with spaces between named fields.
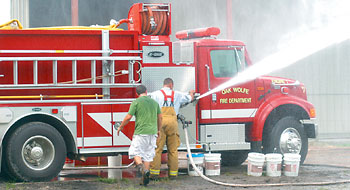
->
xmin=81 ymin=103 xmax=133 ymax=148
xmin=198 ymin=46 xmax=257 ymax=123
xmin=82 ymin=103 xmax=113 ymax=148
xmin=111 ymin=104 xmax=134 ymax=147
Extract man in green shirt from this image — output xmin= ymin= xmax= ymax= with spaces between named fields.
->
xmin=117 ymin=85 xmax=162 ymax=186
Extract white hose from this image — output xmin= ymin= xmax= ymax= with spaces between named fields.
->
xmin=184 ymin=127 xmax=350 ymax=187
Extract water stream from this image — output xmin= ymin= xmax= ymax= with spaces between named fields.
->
xmin=197 ymin=21 xmax=350 ymax=100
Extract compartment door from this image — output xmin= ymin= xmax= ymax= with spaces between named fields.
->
xmin=81 ymin=103 xmax=113 ymax=148
xmin=112 ymin=103 xmax=134 ymax=147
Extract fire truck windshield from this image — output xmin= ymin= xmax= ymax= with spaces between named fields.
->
xmin=210 ymin=48 xmax=246 ymax=78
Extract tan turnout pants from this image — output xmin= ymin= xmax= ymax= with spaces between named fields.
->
xmin=150 ymin=107 xmax=180 ymax=177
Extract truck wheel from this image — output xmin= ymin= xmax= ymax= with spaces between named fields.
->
xmin=264 ymin=116 xmax=308 ymax=164
xmin=4 ymin=122 xmax=66 ymax=181
xmin=220 ymin=150 xmax=249 ymax=166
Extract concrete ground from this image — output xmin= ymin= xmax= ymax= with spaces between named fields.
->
xmin=1 ymin=139 xmax=350 ymax=190
xmin=304 ymin=139 xmax=350 ymax=167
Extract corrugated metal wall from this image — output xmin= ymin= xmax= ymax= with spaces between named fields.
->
xmin=272 ymin=40 xmax=350 ymax=138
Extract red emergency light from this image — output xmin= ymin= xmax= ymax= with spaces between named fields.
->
xmin=175 ymin=27 xmax=220 ymax=40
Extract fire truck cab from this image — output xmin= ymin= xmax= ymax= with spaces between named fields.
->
xmin=0 ymin=3 xmax=316 ymax=181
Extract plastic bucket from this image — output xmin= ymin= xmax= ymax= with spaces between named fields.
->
xmin=204 ymin=153 xmax=221 ymax=176
xmin=247 ymin=152 xmax=265 ymax=176
xmin=265 ymin=153 xmax=282 ymax=177
xmin=187 ymin=153 xmax=204 ymax=176
xmin=283 ymin=153 xmax=301 ymax=176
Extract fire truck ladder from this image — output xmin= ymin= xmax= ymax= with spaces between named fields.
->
xmin=0 ymin=49 xmax=142 ymax=91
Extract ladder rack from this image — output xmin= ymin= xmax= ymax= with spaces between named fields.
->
xmin=0 ymin=50 xmax=142 ymax=90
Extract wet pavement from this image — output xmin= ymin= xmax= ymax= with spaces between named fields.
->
xmin=1 ymin=139 xmax=350 ymax=189
xmin=304 ymin=139 xmax=350 ymax=167
xmin=55 ymin=139 xmax=350 ymax=181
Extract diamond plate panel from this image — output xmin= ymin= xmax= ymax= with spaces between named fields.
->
xmin=142 ymin=67 xmax=195 ymax=92
xmin=142 ymin=66 xmax=196 ymax=145
xmin=200 ymin=124 xmax=250 ymax=151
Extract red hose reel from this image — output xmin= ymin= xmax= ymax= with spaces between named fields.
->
xmin=127 ymin=3 xmax=171 ymax=36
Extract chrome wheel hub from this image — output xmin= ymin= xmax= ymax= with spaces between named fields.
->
xmin=22 ymin=135 xmax=55 ymax=170
xmin=279 ymin=127 xmax=302 ymax=154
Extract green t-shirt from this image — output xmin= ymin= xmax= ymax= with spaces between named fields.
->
xmin=128 ymin=96 xmax=161 ymax=135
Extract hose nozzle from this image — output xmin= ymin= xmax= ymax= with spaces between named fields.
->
xmin=177 ymin=114 xmax=192 ymax=129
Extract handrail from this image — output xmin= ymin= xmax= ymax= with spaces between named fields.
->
xmin=0 ymin=94 xmax=104 ymax=100
xmin=0 ymin=53 xmax=142 ymax=89
xmin=0 ymin=50 xmax=142 ymax=54
xmin=0 ymin=83 xmax=141 ymax=90
xmin=0 ymin=56 xmax=141 ymax=61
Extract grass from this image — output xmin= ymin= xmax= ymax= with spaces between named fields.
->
xmin=224 ymin=172 xmax=232 ymax=176
xmin=96 ymin=176 xmax=170 ymax=189
xmin=5 ymin=182 xmax=16 ymax=190
xmin=96 ymin=177 xmax=118 ymax=184
xmin=122 ymin=187 xmax=155 ymax=190
xmin=96 ymin=177 xmax=131 ymax=184
xmin=120 ymin=178 xmax=130 ymax=183
xmin=310 ymin=139 xmax=350 ymax=148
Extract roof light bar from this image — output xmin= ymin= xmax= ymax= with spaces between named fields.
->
xmin=175 ymin=27 xmax=220 ymax=40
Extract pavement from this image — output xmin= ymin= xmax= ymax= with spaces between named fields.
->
xmin=163 ymin=139 xmax=350 ymax=171
xmin=2 ymin=138 xmax=350 ymax=190
xmin=304 ymin=139 xmax=350 ymax=167
xmin=57 ymin=138 xmax=350 ymax=181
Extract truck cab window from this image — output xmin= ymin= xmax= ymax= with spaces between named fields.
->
xmin=210 ymin=49 xmax=245 ymax=78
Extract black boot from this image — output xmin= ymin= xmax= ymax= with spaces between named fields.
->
xmin=142 ymin=170 xmax=150 ymax=186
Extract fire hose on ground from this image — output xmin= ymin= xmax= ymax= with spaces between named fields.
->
xmin=63 ymin=114 xmax=350 ymax=187
xmin=179 ymin=114 xmax=350 ymax=187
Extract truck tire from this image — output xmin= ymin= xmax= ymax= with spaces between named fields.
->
xmin=220 ymin=150 xmax=249 ymax=166
xmin=264 ymin=116 xmax=308 ymax=164
xmin=4 ymin=122 xmax=66 ymax=181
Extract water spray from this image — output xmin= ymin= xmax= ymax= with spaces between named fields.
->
xmin=197 ymin=21 xmax=350 ymax=100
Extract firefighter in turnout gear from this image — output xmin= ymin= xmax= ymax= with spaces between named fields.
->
xmin=149 ymin=78 xmax=194 ymax=178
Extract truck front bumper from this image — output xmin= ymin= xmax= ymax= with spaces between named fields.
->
xmin=301 ymin=118 xmax=318 ymax=138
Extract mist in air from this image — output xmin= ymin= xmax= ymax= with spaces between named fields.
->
xmin=198 ymin=1 xmax=350 ymax=99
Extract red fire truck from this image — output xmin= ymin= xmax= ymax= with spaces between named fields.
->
xmin=0 ymin=3 xmax=316 ymax=181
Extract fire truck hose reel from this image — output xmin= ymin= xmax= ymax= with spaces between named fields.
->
xmin=141 ymin=6 xmax=168 ymax=35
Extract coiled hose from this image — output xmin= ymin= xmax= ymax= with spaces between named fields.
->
xmin=141 ymin=6 xmax=168 ymax=35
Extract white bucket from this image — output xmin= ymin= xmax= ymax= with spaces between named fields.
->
xmin=283 ymin=153 xmax=301 ymax=177
xmin=187 ymin=153 xmax=204 ymax=176
xmin=247 ymin=152 xmax=265 ymax=176
xmin=204 ymin=153 xmax=221 ymax=176
xmin=265 ymin=153 xmax=282 ymax=177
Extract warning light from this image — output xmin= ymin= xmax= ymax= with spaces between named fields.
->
xmin=175 ymin=27 xmax=220 ymax=40
xmin=51 ymin=109 xmax=59 ymax=114
xmin=257 ymin=86 xmax=264 ymax=91
xmin=195 ymin=144 xmax=202 ymax=149
xmin=309 ymin=108 xmax=316 ymax=118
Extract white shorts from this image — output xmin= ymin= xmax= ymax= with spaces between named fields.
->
xmin=128 ymin=134 xmax=157 ymax=162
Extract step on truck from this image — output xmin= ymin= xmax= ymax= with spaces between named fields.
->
xmin=0 ymin=3 xmax=317 ymax=181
